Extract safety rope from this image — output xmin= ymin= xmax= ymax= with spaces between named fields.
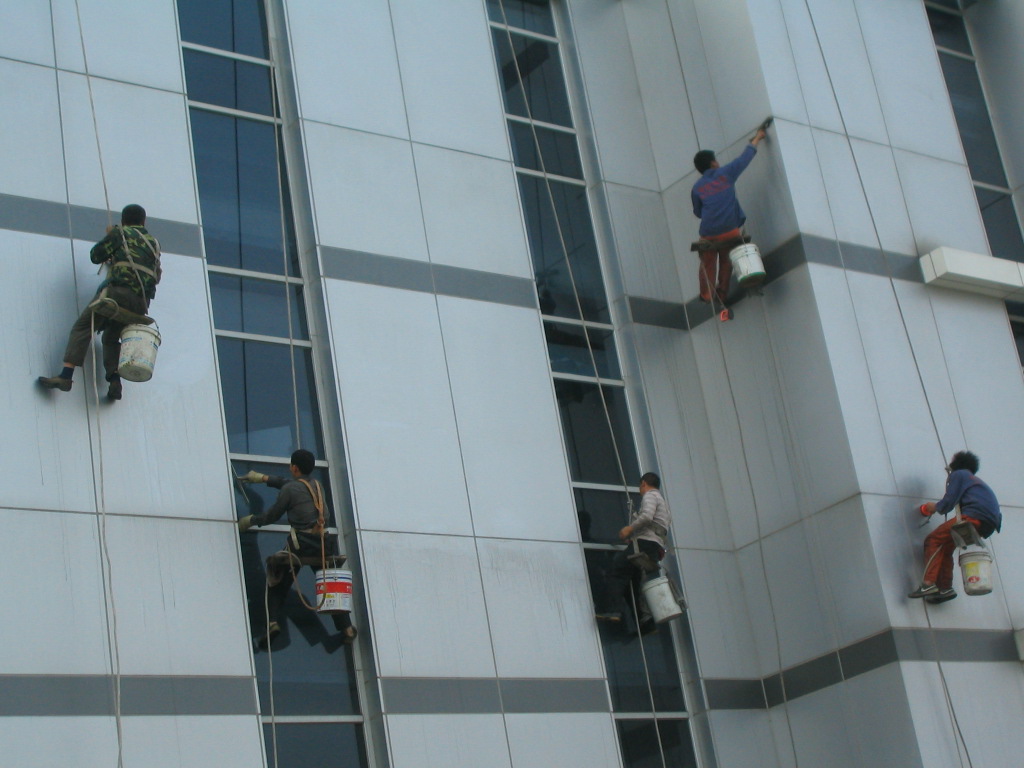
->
xmin=494 ymin=3 xmax=668 ymax=765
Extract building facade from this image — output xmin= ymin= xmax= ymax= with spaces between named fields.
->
xmin=3 ymin=0 xmax=1023 ymax=766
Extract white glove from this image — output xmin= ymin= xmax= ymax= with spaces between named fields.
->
xmin=239 ymin=471 xmax=267 ymax=484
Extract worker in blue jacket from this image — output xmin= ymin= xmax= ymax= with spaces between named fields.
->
xmin=908 ymin=450 xmax=1001 ymax=603
xmin=691 ymin=126 xmax=767 ymax=304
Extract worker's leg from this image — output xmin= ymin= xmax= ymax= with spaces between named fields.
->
xmin=100 ymin=287 xmax=147 ymax=399
xmin=598 ymin=549 xmax=634 ymax=619
xmin=922 ymin=519 xmax=958 ymax=587
xmin=698 ymin=251 xmax=717 ymax=303
xmin=715 ymin=249 xmax=733 ymax=304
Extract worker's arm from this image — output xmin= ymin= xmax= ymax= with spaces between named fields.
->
xmin=932 ymin=470 xmax=971 ymax=516
xmin=691 ymin=188 xmax=703 ymax=219
xmin=750 ymin=127 xmax=767 ymax=148
xmin=620 ymin=492 xmax=658 ymax=540
xmin=90 ymin=226 xmax=121 ymax=264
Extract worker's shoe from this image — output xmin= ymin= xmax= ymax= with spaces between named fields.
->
xmin=595 ymin=611 xmax=623 ymax=623
xmin=106 ymin=377 xmax=122 ymax=401
xmin=257 ymin=621 xmax=281 ymax=650
xmin=907 ymin=584 xmax=939 ymax=599
xmin=638 ymin=617 xmax=658 ymax=637
xmin=926 ymin=588 xmax=957 ymax=604
xmin=38 ymin=375 xmax=72 ymax=392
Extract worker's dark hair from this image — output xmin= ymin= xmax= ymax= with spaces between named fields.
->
xmin=121 ymin=204 xmax=146 ymax=226
xmin=694 ymin=150 xmax=716 ymax=174
xmin=640 ymin=472 xmax=661 ymax=489
xmin=291 ymin=449 xmax=316 ymax=475
xmin=948 ymin=451 xmax=979 ymax=474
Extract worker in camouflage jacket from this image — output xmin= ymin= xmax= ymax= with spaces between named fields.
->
xmin=38 ymin=203 xmax=161 ymax=401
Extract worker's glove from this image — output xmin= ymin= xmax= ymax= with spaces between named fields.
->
xmin=239 ymin=471 xmax=266 ymax=484
xmin=237 ymin=515 xmax=254 ymax=533
xmin=918 ymin=504 xmax=931 ymax=518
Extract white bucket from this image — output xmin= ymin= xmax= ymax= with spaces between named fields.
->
xmin=640 ymin=575 xmax=684 ymax=624
xmin=117 ymin=324 xmax=161 ymax=382
xmin=315 ymin=568 xmax=353 ymax=613
xmin=729 ymin=243 xmax=766 ymax=287
xmin=959 ymin=548 xmax=993 ymax=596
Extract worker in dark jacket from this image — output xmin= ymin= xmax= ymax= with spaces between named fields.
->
xmin=38 ymin=203 xmax=161 ymax=401
xmin=908 ymin=450 xmax=1001 ymax=603
xmin=238 ymin=449 xmax=356 ymax=648
xmin=691 ymin=126 xmax=767 ymax=304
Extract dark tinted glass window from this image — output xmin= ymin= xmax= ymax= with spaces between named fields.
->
xmin=585 ymin=549 xmax=686 ymax=712
xmin=520 ymin=175 xmax=608 ymax=322
xmin=231 ymin=459 xmax=336 ymax=528
xmin=191 ymin=110 xmax=299 ymax=275
xmin=939 ymin=54 xmax=1008 ymax=187
xmin=575 ymin=487 xmax=638 ymax=545
xmin=210 ymin=273 xmax=309 ymax=338
xmin=546 ymin=322 xmax=620 ymax=378
xmin=487 ymin=0 xmax=555 ymax=36
xmin=244 ymin=534 xmax=361 ymax=715
xmin=262 ymin=723 xmax=368 ymax=767
xmin=617 ymin=719 xmax=697 ymax=768
xmin=926 ymin=8 xmax=971 ymax=55
xmin=177 ymin=0 xmax=268 ymax=58
xmin=492 ymin=29 xmax=573 ymax=127
xmin=555 ymin=380 xmax=639 ymax=484
xmin=183 ymin=49 xmax=273 ymax=115
xmin=1010 ymin=316 xmax=1024 ymax=364
xmin=217 ymin=338 xmax=325 ymax=457
xmin=510 ymin=121 xmax=583 ymax=178
xmin=976 ymin=187 xmax=1024 ymax=262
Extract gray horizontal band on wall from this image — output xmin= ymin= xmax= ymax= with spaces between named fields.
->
xmin=321 ymin=246 xmax=538 ymax=310
xmin=381 ymin=677 xmax=609 ymax=715
xmin=0 ymin=675 xmax=257 ymax=716
xmin=629 ymin=233 xmax=925 ymax=332
xmin=0 ymin=192 xmax=203 ymax=258
xmin=704 ymin=627 xmax=1019 ymax=711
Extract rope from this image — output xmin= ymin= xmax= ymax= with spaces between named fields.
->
xmin=494 ymin=4 xmax=668 ymax=764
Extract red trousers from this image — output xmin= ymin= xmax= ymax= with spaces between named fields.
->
xmin=698 ymin=228 xmax=740 ymax=303
xmin=923 ymin=517 xmax=983 ymax=589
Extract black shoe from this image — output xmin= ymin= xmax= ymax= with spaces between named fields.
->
xmin=595 ymin=612 xmax=623 ymax=623
xmin=257 ymin=621 xmax=281 ymax=650
xmin=38 ymin=375 xmax=72 ymax=392
xmin=638 ymin=618 xmax=658 ymax=636
xmin=106 ymin=378 xmax=122 ymax=401
xmin=908 ymin=584 xmax=939 ymax=599
xmin=925 ymin=588 xmax=957 ymax=604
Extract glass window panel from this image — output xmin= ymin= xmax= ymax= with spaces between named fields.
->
xmin=555 ymin=380 xmax=639 ymax=484
xmin=177 ymin=0 xmax=268 ymax=58
xmin=546 ymin=321 xmax=620 ymax=378
xmin=585 ymin=549 xmax=686 ymax=712
xmin=616 ymin=719 xmax=698 ymax=768
xmin=230 ymin=459 xmax=337 ymax=529
xmin=486 ymin=0 xmax=556 ymax=36
xmin=262 ymin=723 xmax=368 ymax=768
xmin=244 ymin=534 xmax=361 ymax=715
xmin=927 ymin=8 xmax=971 ymax=55
xmin=975 ymin=187 xmax=1024 ymax=262
xmin=929 ymin=0 xmax=960 ymax=9
xmin=575 ymin=487 xmax=638 ymax=545
xmin=491 ymin=29 xmax=573 ymax=127
xmin=1010 ymin=317 xmax=1024 ymax=365
xmin=183 ymin=49 xmax=273 ymax=115
xmin=939 ymin=54 xmax=1008 ymax=187
xmin=217 ymin=337 xmax=325 ymax=457
xmin=191 ymin=109 xmax=299 ymax=275
xmin=510 ymin=121 xmax=583 ymax=179
xmin=210 ymin=273 xmax=309 ymax=338
xmin=520 ymin=175 xmax=609 ymax=322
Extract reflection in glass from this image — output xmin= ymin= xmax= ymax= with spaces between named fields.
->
xmin=261 ymin=723 xmax=368 ymax=768
xmin=177 ymin=0 xmax=268 ymax=58
xmin=520 ymin=175 xmax=608 ymax=322
xmin=491 ymin=29 xmax=573 ymax=127
xmin=975 ymin=187 xmax=1024 ymax=262
xmin=486 ymin=0 xmax=556 ymax=37
xmin=183 ymin=49 xmax=273 ymax=115
xmin=210 ymin=273 xmax=309 ymax=338
xmin=585 ymin=549 xmax=686 ymax=712
xmin=510 ymin=120 xmax=583 ymax=179
xmin=556 ymin=380 xmax=639 ymax=484
xmin=575 ymin=487 xmax=638 ymax=545
xmin=244 ymin=534 xmax=360 ymax=715
xmin=230 ymin=459 xmax=336 ymax=528
xmin=616 ymin=719 xmax=698 ymax=768
xmin=546 ymin=321 xmax=620 ymax=378
xmin=218 ymin=338 xmax=325 ymax=457
xmin=191 ymin=109 xmax=299 ymax=275
xmin=939 ymin=54 xmax=1008 ymax=188
xmin=926 ymin=8 xmax=972 ymax=55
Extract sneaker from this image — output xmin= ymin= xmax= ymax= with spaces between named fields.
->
xmin=257 ymin=621 xmax=281 ymax=650
xmin=907 ymin=584 xmax=939 ymax=599
xmin=926 ymin=588 xmax=957 ymax=604
xmin=106 ymin=378 xmax=123 ymax=401
xmin=38 ymin=375 xmax=72 ymax=392
xmin=595 ymin=612 xmax=623 ymax=623
xmin=638 ymin=618 xmax=658 ymax=637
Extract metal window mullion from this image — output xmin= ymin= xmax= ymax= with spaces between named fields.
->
xmin=181 ymin=40 xmax=272 ymax=66
xmin=207 ymin=264 xmax=305 ymax=285
xmin=187 ymin=101 xmax=280 ymax=124
xmin=515 ymin=167 xmax=585 ymax=187
xmin=215 ymin=329 xmax=313 ymax=347
xmin=936 ymin=45 xmax=975 ymax=63
xmin=612 ymin=712 xmax=691 ymax=721
xmin=487 ymin=21 xmax=559 ymax=45
xmin=973 ymin=180 xmax=1013 ymax=195
xmin=260 ymin=715 xmax=365 ymax=725
xmin=506 ymin=113 xmax=577 ymax=136
xmin=229 ymin=452 xmax=327 ymax=467
xmin=553 ymin=371 xmax=625 ymax=387
xmin=572 ymin=480 xmax=638 ymax=493
xmin=542 ymin=314 xmax=614 ymax=332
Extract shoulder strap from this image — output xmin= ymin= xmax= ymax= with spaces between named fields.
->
xmin=116 ymin=226 xmax=161 ymax=296
xmin=298 ymin=478 xmax=326 ymax=534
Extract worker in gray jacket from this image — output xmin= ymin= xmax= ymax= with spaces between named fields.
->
xmin=596 ymin=472 xmax=672 ymax=634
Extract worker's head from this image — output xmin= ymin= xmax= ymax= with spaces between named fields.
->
xmin=639 ymin=472 xmax=661 ymax=492
xmin=947 ymin=450 xmax=979 ymax=475
xmin=693 ymin=150 xmax=717 ymax=174
xmin=120 ymin=204 xmax=146 ymax=226
xmin=290 ymin=449 xmax=316 ymax=476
